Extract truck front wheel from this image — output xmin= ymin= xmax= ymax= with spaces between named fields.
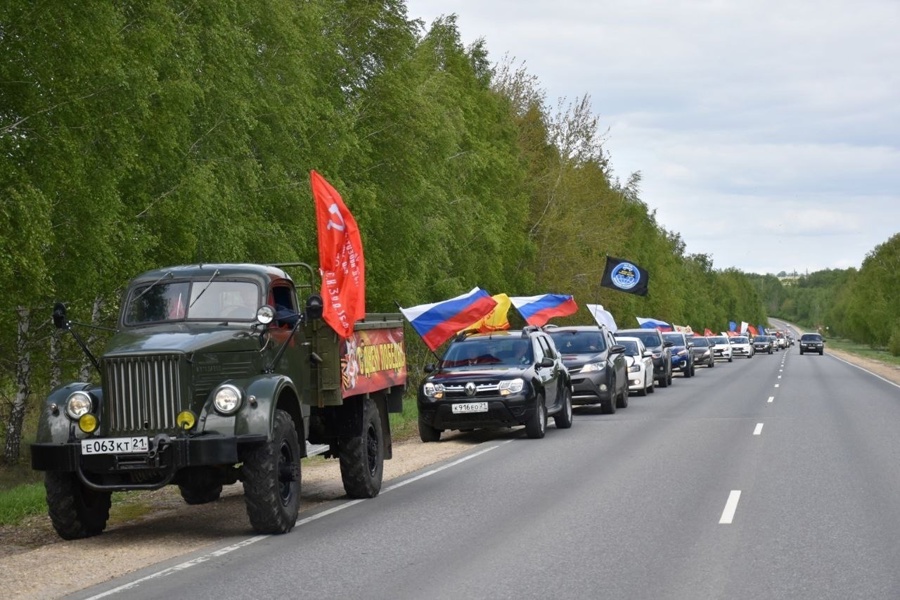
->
xmin=45 ymin=471 xmax=111 ymax=540
xmin=241 ymin=409 xmax=301 ymax=534
xmin=339 ymin=397 xmax=384 ymax=499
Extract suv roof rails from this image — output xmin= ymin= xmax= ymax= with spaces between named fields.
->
xmin=521 ymin=325 xmax=541 ymax=336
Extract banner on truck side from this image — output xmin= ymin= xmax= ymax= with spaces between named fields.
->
xmin=341 ymin=327 xmax=407 ymax=397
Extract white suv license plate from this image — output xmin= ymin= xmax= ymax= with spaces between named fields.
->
xmin=452 ymin=402 xmax=488 ymax=414
xmin=81 ymin=436 xmax=150 ymax=455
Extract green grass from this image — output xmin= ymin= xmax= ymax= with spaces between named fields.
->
xmin=0 ymin=481 xmax=46 ymax=526
xmin=825 ymin=338 xmax=900 ymax=367
xmin=389 ymin=395 xmax=420 ymax=441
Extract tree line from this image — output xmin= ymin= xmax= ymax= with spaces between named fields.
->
xmin=749 ymin=233 xmax=900 ymax=354
xmin=1 ymin=1 xmax=768 ymax=464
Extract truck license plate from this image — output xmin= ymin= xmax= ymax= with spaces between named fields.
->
xmin=81 ymin=436 xmax=149 ymax=455
xmin=452 ymin=402 xmax=488 ymax=414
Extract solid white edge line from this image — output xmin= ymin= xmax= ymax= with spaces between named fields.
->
xmin=719 ymin=490 xmax=742 ymax=524
xmin=753 ymin=423 xmax=763 ymax=435
xmin=827 ymin=353 xmax=900 ymax=389
xmin=767 ymin=396 xmax=774 ymax=403
xmin=83 ymin=443 xmax=505 ymax=600
xmin=774 ymin=384 xmax=780 ymax=388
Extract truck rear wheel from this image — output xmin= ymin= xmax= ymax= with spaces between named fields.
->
xmin=241 ymin=409 xmax=301 ymax=534
xmin=45 ymin=471 xmax=111 ymax=540
xmin=339 ymin=397 xmax=384 ymax=499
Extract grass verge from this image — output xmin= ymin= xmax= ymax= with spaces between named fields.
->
xmin=826 ymin=338 xmax=900 ymax=367
xmin=0 ymin=481 xmax=46 ymax=526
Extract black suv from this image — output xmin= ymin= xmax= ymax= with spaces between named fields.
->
xmin=417 ymin=328 xmax=573 ymax=442
xmin=615 ymin=328 xmax=674 ymax=387
xmin=546 ymin=325 xmax=627 ymax=413
xmin=799 ymin=333 xmax=825 ymax=355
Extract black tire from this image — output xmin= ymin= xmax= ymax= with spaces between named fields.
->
xmin=799 ymin=349 xmax=803 ymax=355
xmin=600 ymin=388 xmax=617 ymax=414
xmin=684 ymin=364 xmax=693 ymax=378
xmin=45 ymin=471 xmax=112 ymax=540
xmin=525 ymin=395 xmax=547 ymax=438
xmin=658 ymin=373 xmax=669 ymax=388
xmin=667 ymin=369 xmax=674 ymax=386
xmin=638 ymin=380 xmax=648 ymax=396
xmin=178 ymin=483 xmax=223 ymax=505
xmin=728 ymin=356 xmax=733 ymax=363
xmin=418 ymin=419 xmax=441 ymax=443
xmin=554 ymin=387 xmax=574 ymax=429
xmin=616 ymin=382 xmax=628 ymax=409
xmin=647 ymin=378 xmax=655 ymax=393
xmin=339 ymin=397 xmax=385 ymax=499
xmin=241 ymin=408 xmax=301 ymax=534
xmin=819 ymin=350 xmax=824 ymax=355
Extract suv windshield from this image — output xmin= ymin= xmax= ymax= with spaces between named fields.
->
xmin=801 ymin=334 xmax=823 ymax=341
xmin=441 ymin=337 xmax=533 ymax=368
xmin=547 ymin=330 xmax=607 ymax=354
xmin=124 ymin=280 xmax=259 ymax=325
xmin=622 ymin=331 xmax=662 ymax=348
xmin=662 ymin=333 xmax=686 ymax=346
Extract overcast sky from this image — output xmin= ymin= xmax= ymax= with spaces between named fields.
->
xmin=405 ymin=0 xmax=900 ymax=275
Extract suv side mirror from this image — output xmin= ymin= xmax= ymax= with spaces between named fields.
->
xmin=663 ymin=340 xmax=674 ymax=348
xmin=539 ymin=356 xmax=555 ymax=368
xmin=52 ymin=302 xmax=68 ymax=330
xmin=609 ymin=344 xmax=626 ymax=354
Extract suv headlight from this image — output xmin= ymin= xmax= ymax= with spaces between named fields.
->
xmin=581 ymin=362 xmax=605 ymax=373
xmin=65 ymin=391 xmax=93 ymax=420
xmin=423 ymin=382 xmax=445 ymax=399
xmin=499 ymin=378 xmax=524 ymax=395
xmin=213 ymin=384 xmax=243 ymax=414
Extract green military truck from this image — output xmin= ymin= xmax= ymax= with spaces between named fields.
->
xmin=31 ymin=263 xmax=407 ymax=539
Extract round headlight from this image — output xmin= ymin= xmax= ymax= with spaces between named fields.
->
xmin=213 ymin=384 xmax=243 ymax=414
xmin=78 ymin=413 xmax=98 ymax=434
xmin=66 ymin=391 xmax=93 ymax=420
xmin=256 ymin=305 xmax=275 ymax=325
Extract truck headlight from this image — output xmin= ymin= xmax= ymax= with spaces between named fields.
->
xmin=213 ymin=384 xmax=243 ymax=414
xmin=65 ymin=391 xmax=93 ymax=420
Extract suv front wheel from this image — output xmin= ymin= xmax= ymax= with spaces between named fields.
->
xmin=525 ymin=395 xmax=547 ymax=439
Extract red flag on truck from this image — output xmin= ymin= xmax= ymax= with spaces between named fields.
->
xmin=311 ymin=170 xmax=365 ymax=338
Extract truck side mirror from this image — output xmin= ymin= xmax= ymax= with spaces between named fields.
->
xmin=52 ymin=302 xmax=68 ymax=330
xmin=305 ymin=294 xmax=324 ymax=321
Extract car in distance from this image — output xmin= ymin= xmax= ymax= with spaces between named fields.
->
xmin=662 ymin=331 xmax=695 ymax=377
xmin=547 ymin=325 xmax=627 ymax=413
xmin=690 ymin=336 xmax=715 ymax=368
xmin=752 ymin=335 xmax=774 ymax=354
xmin=615 ymin=328 xmax=673 ymax=388
xmin=709 ymin=335 xmax=733 ymax=362
xmin=799 ymin=333 xmax=825 ymax=355
xmin=615 ymin=336 xmax=654 ymax=395
xmin=729 ymin=335 xmax=754 ymax=359
xmin=417 ymin=328 xmax=573 ymax=442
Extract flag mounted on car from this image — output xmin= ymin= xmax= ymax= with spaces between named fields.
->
xmin=636 ymin=316 xmax=673 ymax=332
xmin=466 ymin=293 xmax=512 ymax=333
xmin=586 ymin=304 xmax=618 ymax=332
xmin=311 ymin=170 xmax=365 ymax=339
xmin=399 ymin=288 xmax=497 ymax=351
xmin=510 ymin=294 xmax=578 ymax=327
xmin=601 ymin=256 xmax=649 ymax=296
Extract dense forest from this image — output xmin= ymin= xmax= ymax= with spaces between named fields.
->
xmin=0 ymin=0 xmax=794 ymax=464
xmin=749 ymin=232 xmax=900 ymax=354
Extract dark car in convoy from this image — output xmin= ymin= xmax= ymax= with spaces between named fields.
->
xmin=615 ymin=328 xmax=673 ymax=388
xmin=417 ymin=328 xmax=573 ymax=442
xmin=662 ymin=331 xmax=695 ymax=377
xmin=752 ymin=335 xmax=774 ymax=354
xmin=799 ymin=333 xmax=825 ymax=355
xmin=547 ymin=325 xmax=627 ymax=413
xmin=691 ymin=336 xmax=715 ymax=368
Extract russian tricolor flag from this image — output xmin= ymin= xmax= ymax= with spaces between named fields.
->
xmin=510 ymin=294 xmax=578 ymax=327
xmin=399 ymin=288 xmax=498 ymax=351
xmin=636 ymin=316 xmax=673 ymax=331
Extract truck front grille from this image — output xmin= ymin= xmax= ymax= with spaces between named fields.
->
xmin=104 ymin=354 xmax=182 ymax=434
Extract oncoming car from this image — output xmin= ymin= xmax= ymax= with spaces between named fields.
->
xmin=417 ymin=329 xmax=573 ymax=441
xmin=799 ymin=333 xmax=825 ymax=355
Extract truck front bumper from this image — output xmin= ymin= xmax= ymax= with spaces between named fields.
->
xmin=31 ymin=433 xmax=266 ymax=491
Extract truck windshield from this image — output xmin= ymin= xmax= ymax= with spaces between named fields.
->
xmin=124 ymin=280 xmax=259 ymax=325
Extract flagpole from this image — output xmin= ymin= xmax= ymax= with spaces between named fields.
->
xmin=394 ymin=300 xmax=442 ymax=362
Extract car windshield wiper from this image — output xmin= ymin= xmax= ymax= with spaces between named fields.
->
xmin=189 ymin=269 xmax=220 ymax=308
xmin=133 ymin=271 xmax=173 ymax=303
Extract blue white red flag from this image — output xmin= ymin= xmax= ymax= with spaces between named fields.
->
xmin=399 ymin=288 xmax=497 ymax=351
xmin=510 ymin=294 xmax=578 ymax=327
xmin=636 ymin=316 xmax=673 ymax=331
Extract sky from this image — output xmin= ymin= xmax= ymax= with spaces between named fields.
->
xmin=404 ymin=0 xmax=900 ymax=275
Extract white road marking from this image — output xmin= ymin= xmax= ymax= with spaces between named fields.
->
xmin=767 ymin=396 xmax=774 ymax=403
xmin=774 ymin=384 xmax=780 ymax=388
xmin=719 ymin=490 xmax=742 ymax=524
xmin=778 ymin=375 xmax=782 ymax=379
xmin=82 ymin=443 xmax=505 ymax=599
xmin=827 ymin=353 xmax=900 ymax=389
xmin=753 ymin=423 xmax=764 ymax=435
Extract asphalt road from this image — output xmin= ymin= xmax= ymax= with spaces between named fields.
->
xmin=72 ymin=344 xmax=900 ymax=600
